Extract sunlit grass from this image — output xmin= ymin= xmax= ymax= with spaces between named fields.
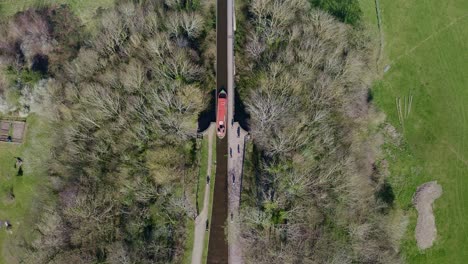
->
xmin=0 ymin=0 xmax=115 ymax=26
xmin=0 ymin=115 xmax=52 ymax=263
xmin=360 ymin=0 xmax=468 ymax=262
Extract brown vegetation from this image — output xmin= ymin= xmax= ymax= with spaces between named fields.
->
xmin=0 ymin=5 xmax=83 ymax=115
xmin=0 ymin=0 xmax=405 ymax=263
xmin=1 ymin=1 xmax=211 ymax=263
xmin=236 ymin=0 xmax=403 ymax=263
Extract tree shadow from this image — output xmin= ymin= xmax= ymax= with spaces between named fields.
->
xmin=367 ymin=88 xmax=374 ymax=102
xmin=234 ymin=87 xmax=250 ymax=131
xmin=376 ymin=180 xmax=395 ymax=207
xmin=17 ymin=166 xmax=23 ymax=176
xmin=197 ymin=89 xmax=216 ymax=133
xmin=31 ymin=54 xmax=49 ymax=75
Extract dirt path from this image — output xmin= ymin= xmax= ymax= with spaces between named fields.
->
xmin=191 ymin=124 xmax=214 ymax=264
xmin=413 ymin=181 xmax=443 ymax=250
xmin=374 ymin=0 xmax=384 ymax=66
xmin=227 ymin=122 xmax=248 ymax=264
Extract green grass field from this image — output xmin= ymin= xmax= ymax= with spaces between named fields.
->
xmin=0 ymin=0 xmax=114 ymax=25
xmin=0 ymin=115 xmax=52 ymax=263
xmin=360 ymin=0 xmax=468 ymax=263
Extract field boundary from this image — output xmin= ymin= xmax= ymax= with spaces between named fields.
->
xmin=374 ymin=0 xmax=384 ymax=67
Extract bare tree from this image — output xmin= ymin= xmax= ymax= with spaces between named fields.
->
xmin=120 ymin=59 xmax=146 ymax=93
xmin=239 ymin=4 xmax=400 ymax=264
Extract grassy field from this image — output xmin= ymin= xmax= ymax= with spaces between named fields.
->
xmin=0 ymin=0 xmax=114 ymax=24
xmin=0 ymin=115 xmax=51 ymax=263
xmin=359 ymin=0 xmax=468 ymax=263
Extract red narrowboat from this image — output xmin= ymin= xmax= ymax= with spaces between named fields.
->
xmin=216 ymin=89 xmax=227 ymax=139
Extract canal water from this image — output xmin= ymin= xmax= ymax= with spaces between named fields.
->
xmin=206 ymin=0 xmax=229 ymax=262
xmin=207 ymin=137 xmax=228 ymax=263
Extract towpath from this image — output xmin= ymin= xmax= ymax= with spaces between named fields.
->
xmin=192 ymin=124 xmax=214 ymax=264
xmin=227 ymin=121 xmax=247 ymax=264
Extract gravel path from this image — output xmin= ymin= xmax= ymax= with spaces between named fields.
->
xmin=227 ymin=122 xmax=248 ymax=264
xmin=413 ymin=181 xmax=443 ymax=250
xmin=225 ymin=0 xmax=246 ymax=261
xmin=191 ymin=124 xmax=214 ymax=264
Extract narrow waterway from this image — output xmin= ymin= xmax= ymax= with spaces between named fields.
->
xmin=207 ymin=138 xmax=228 ymax=263
xmin=206 ymin=0 xmax=229 ymax=262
